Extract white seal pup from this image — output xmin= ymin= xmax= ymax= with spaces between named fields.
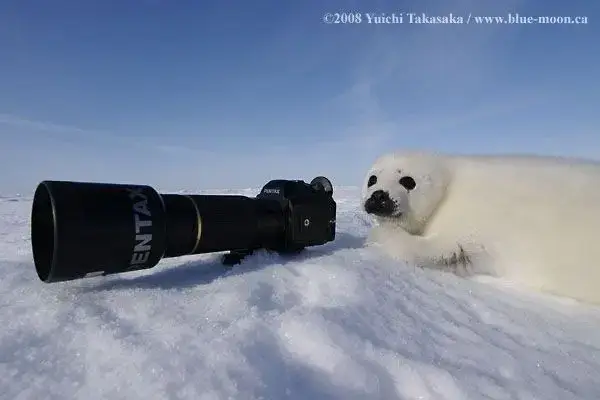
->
xmin=362 ymin=150 xmax=600 ymax=305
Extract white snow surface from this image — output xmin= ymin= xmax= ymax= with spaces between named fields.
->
xmin=1 ymin=187 xmax=600 ymax=400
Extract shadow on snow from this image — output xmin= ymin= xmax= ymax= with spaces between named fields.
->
xmin=79 ymin=232 xmax=367 ymax=293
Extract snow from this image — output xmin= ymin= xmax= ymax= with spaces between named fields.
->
xmin=1 ymin=187 xmax=600 ymax=400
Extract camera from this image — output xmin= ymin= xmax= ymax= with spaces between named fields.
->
xmin=30 ymin=176 xmax=336 ymax=283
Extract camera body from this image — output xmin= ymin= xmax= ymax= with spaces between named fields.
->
xmin=256 ymin=178 xmax=336 ymax=253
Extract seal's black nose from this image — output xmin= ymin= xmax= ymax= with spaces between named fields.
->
xmin=370 ymin=190 xmax=387 ymax=202
xmin=364 ymin=190 xmax=394 ymax=215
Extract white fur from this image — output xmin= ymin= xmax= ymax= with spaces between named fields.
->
xmin=362 ymin=150 xmax=600 ymax=305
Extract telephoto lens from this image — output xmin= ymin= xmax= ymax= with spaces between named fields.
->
xmin=30 ymin=177 xmax=336 ymax=283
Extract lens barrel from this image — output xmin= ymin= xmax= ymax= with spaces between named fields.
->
xmin=31 ymin=180 xmax=286 ymax=283
xmin=171 ymin=194 xmax=283 ymax=255
xmin=31 ymin=181 xmax=167 ymax=282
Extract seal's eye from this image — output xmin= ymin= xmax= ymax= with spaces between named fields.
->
xmin=399 ymin=176 xmax=416 ymax=191
xmin=367 ymin=175 xmax=377 ymax=187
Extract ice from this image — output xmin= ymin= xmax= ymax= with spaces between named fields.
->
xmin=1 ymin=189 xmax=599 ymax=400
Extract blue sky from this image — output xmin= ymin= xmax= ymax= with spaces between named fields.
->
xmin=1 ymin=0 xmax=598 ymax=194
